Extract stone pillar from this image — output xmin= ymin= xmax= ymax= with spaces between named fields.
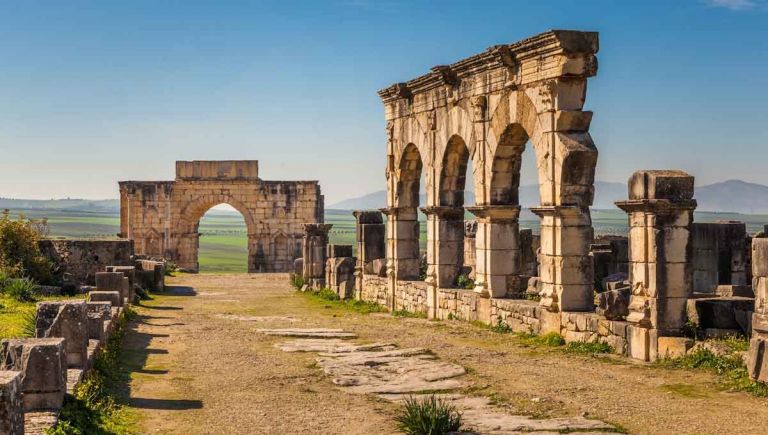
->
xmin=531 ymin=206 xmax=594 ymax=312
xmin=352 ymin=211 xmax=386 ymax=297
xmin=466 ymin=206 xmax=520 ymax=298
xmin=35 ymin=301 xmax=89 ymax=369
xmin=616 ymin=170 xmax=696 ymax=361
xmin=301 ymin=223 xmax=332 ymax=287
xmin=95 ymin=272 xmax=129 ymax=305
xmin=748 ymin=238 xmax=768 ymax=381
xmin=106 ymin=265 xmax=136 ymax=303
xmin=463 ymin=221 xmax=477 ymax=278
xmin=421 ymin=206 xmax=464 ymax=288
xmin=380 ymin=207 xmax=420 ymax=281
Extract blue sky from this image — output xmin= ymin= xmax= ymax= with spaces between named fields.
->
xmin=0 ymin=0 xmax=766 ymax=204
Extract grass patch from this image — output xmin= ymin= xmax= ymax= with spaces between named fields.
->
xmin=395 ymin=394 xmax=464 ymax=435
xmin=393 ymin=309 xmax=427 ymax=319
xmin=659 ymin=383 xmax=711 ymax=399
xmin=517 ymin=332 xmax=566 ymax=347
xmin=565 ymin=341 xmax=614 ymax=355
xmin=47 ymin=307 xmax=137 ymax=434
xmin=657 ymin=345 xmax=768 ymax=397
xmin=299 ymin=288 xmax=385 ymax=315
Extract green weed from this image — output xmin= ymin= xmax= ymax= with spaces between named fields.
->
xmin=395 ymin=394 xmax=464 ymax=435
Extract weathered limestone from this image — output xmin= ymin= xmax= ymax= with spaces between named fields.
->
xmin=119 ymin=160 xmax=323 ymax=272
xmin=616 ymin=170 xmax=696 ymax=361
xmin=95 ymin=271 xmax=130 ymax=306
xmin=692 ymin=222 xmax=748 ymax=294
xmin=352 ymin=211 xmax=386 ymax=296
xmin=105 ymin=265 xmax=136 ymax=302
xmin=325 ymin=245 xmax=356 ymax=299
xmin=462 ymin=220 xmax=477 ymax=278
xmin=38 ymin=239 xmax=134 ymax=286
xmin=86 ymin=302 xmax=113 ymax=342
xmin=88 ymin=291 xmax=122 ymax=308
xmin=467 ymin=206 xmax=521 ymax=297
xmin=135 ymin=259 xmax=165 ymax=292
xmin=301 ymin=224 xmax=333 ymax=287
xmin=35 ymin=301 xmax=88 ymax=369
xmin=0 ymin=338 xmax=67 ymax=412
xmin=379 ymin=30 xmax=599 ymax=314
xmin=0 ymin=370 xmax=23 ymax=435
xmin=748 ymin=238 xmax=768 ymax=381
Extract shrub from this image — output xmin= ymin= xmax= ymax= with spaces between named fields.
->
xmin=289 ymin=273 xmax=305 ymax=290
xmin=164 ymin=261 xmax=178 ymax=277
xmin=313 ymin=288 xmax=340 ymax=301
xmin=518 ymin=332 xmax=566 ymax=347
xmin=0 ymin=211 xmax=54 ymax=284
xmin=490 ymin=316 xmax=512 ymax=334
xmin=2 ymin=277 xmax=37 ymax=302
xmin=395 ymin=394 xmax=463 ymax=435
xmin=455 ymin=274 xmax=474 ymax=290
xmin=19 ymin=311 xmax=37 ymax=338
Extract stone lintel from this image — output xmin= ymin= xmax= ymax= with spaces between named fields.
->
xmin=378 ymin=30 xmax=599 ymax=104
xmin=419 ymin=206 xmax=465 ymax=220
xmin=614 ymin=199 xmax=697 ymax=214
xmin=352 ymin=210 xmax=383 ymax=224
xmin=302 ymin=223 xmax=333 ymax=237
xmin=529 ymin=205 xmax=586 ymax=219
xmin=465 ymin=205 xmax=521 ymax=221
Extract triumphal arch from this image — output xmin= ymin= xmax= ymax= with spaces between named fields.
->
xmin=379 ymin=30 xmax=599 ymax=311
xmin=119 ymin=161 xmax=324 ymax=272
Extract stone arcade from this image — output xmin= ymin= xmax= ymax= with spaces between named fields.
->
xmin=119 ymin=161 xmax=324 ymax=272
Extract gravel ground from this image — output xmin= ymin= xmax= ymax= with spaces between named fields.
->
xmin=123 ymin=273 xmax=768 ymax=434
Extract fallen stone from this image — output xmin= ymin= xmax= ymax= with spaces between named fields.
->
xmin=0 ymin=370 xmax=24 ymax=435
xmin=89 ymin=290 xmax=122 ymax=308
xmin=0 ymin=338 xmax=67 ymax=412
xmin=596 ymin=288 xmax=630 ymax=320
xmin=275 ymin=339 xmax=396 ymax=353
xmin=256 ymin=328 xmax=358 ymax=339
xmin=35 ymin=301 xmax=89 ymax=369
xmin=216 ymin=314 xmax=299 ymax=322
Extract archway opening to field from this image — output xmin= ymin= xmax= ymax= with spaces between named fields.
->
xmin=197 ymin=204 xmax=249 ymax=273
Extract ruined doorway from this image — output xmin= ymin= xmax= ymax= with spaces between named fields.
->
xmin=197 ymin=205 xmax=249 ymax=273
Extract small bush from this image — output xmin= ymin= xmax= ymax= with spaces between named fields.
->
xmin=289 ymin=273 xmax=305 ymax=290
xmin=395 ymin=394 xmax=463 ymax=435
xmin=0 ymin=211 xmax=54 ymax=285
xmin=2 ymin=277 xmax=37 ymax=302
xmin=455 ymin=274 xmax=474 ymax=290
xmin=490 ymin=316 xmax=512 ymax=334
xmin=565 ymin=341 xmax=613 ymax=355
xmin=164 ymin=261 xmax=178 ymax=277
xmin=313 ymin=288 xmax=340 ymax=301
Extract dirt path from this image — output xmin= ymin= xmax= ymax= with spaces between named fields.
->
xmin=122 ymin=274 xmax=768 ymax=434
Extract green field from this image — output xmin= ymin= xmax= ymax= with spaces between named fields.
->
xmin=4 ymin=207 xmax=766 ymax=273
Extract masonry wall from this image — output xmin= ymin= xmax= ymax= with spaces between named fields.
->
xmin=39 ymin=239 xmax=134 ymax=285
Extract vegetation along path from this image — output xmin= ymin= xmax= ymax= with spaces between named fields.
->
xmin=121 ymin=274 xmax=768 ymax=434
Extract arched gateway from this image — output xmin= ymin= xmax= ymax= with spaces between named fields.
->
xmin=380 ymin=30 xmax=599 ymax=312
xmin=119 ymin=161 xmax=323 ymax=272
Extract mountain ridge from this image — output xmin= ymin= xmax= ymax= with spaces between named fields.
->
xmin=328 ymin=180 xmax=768 ymax=215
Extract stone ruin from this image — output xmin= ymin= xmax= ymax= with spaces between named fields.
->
xmin=119 ymin=160 xmax=323 ymax=272
xmin=0 ymin=257 xmax=166 ymax=434
xmin=294 ymin=30 xmax=768 ymax=375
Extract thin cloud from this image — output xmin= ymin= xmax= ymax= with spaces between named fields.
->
xmin=706 ymin=0 xmax=757 ymax=11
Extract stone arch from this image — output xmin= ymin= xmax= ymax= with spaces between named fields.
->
xmin=396 ymin=143 xmax=423 ymax=210
xmin=489 ymin=123 xmax=528 ymax=206
xmin=439 ymin=135 xmax=471 ymax=207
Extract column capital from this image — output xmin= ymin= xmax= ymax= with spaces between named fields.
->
xmin=302 ymin=223 xmax=333 ymax=237
xmin=614 ymin=199 xmax=697 ymax=214
xmin=419 ymin=206 xmax=464 ymax=219
xmin=465 ymin=205 xmax=520 ymax=221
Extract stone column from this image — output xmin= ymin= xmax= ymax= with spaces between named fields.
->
xmin=352 ymin=211 xmax=385 ymax=297
xmin=466 ymin=206 xmax=520 ymax=298
xmin=421 ymin=206 xmax=464 ymax=288
xmin=301 ymin=223 xmax=332 ymax=288
xmin=748 ymin=238 xmax=768 ymax=381
xmin=463 ymin=221 xmax=477 ymax=278
xmin=616 ymin=170 xmax=696 ymax=361
xmin=380 ymin=207 xmax=420 ymax=281
xmin=531 ymin=205 xmax=594 ymax=312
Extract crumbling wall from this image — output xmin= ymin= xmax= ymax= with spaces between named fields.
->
xmin=38 ymin=239 xmax=134 ymax=285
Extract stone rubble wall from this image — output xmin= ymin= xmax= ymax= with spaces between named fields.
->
xmin=393 ymin=280 xmax=429 ymax=313
xmin=360 ymin=275 xmax=390 ymax=308
xmin=38 ymin=239 xmax=134 ymax=286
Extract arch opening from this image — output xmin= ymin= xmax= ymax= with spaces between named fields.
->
xmin=196 ymin=204 xmax=249 ymax=273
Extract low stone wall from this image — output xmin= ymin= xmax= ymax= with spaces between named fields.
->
xmin=360 ymin=275 xmax=389 ymax=307
xmin=394 ymin=280 xmax=429 ymax=313
xmin=39 ymin=239 xmax=134 ymax=285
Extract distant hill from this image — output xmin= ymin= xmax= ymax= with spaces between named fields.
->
xmin=0 ymin=198 xmax=119 ymax=212
xmin=329 ymin=180 xmax=768 ymax=215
